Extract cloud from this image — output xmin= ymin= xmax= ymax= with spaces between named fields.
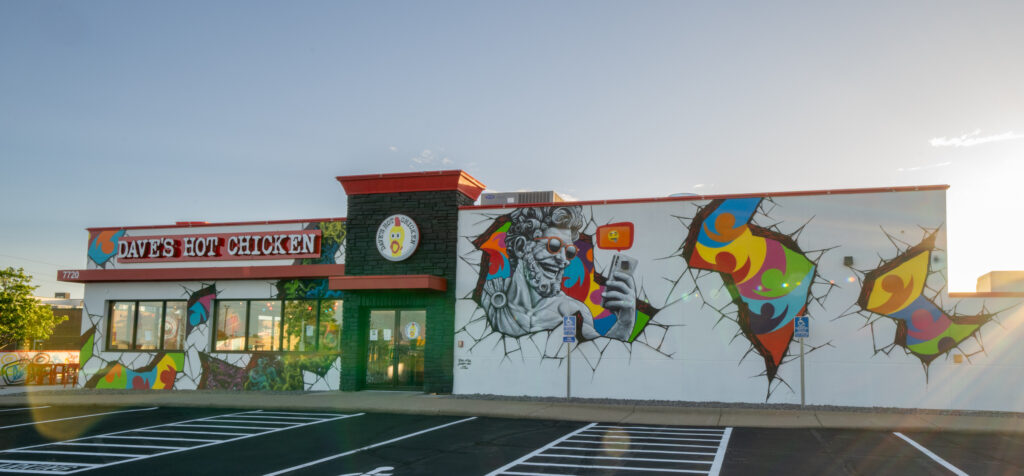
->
xmin=930 ymin=129 xmax=1024 ymax=148
xmin=896 ymin=161 xmax=952 ymax=172
xmin=388 ymin=146 xmax=398 ymax=152
xmin=411 ymin=149 xmax=435 ymax=165
xmin=442 ymin=157 xmax=453 ymax=165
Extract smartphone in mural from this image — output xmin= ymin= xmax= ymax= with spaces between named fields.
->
xmin=609 ymin=253 xmax=638 ymax=277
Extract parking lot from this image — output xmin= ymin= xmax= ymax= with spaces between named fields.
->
xmin=0 ymin=405 xmax=1020 ymax=475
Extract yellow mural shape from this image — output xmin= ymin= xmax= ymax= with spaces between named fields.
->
xmin=866 ymin=251 xmax=929 ymax=315
xmin=693 ymin=228 xmax=768 ymax=284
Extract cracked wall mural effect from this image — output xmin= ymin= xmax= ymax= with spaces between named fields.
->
xmin=460 ymin=205 xmax=673 ymax=373
xmin=78 ymin=221 xmax=346 ymax=391
xmin=87 ymin=229 xmax=125 ymax=268
xmin=853 ymin=229 xmax=1008 ymax=373
xmin=680 ymin=198 xmax=827 ymax=388
xmin=79 ymin=279 xmax=342 ymax=391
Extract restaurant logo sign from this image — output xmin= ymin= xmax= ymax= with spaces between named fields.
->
xmin=376 ymin=214 xmax=419 ymax=261
xmin=114 ymin=230 xmax=321 ymax=263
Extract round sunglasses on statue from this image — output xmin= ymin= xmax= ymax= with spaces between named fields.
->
xmin=534 ymin=236 xmax=577 ymax=259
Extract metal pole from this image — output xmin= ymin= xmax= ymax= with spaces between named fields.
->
xmin=566 ymin=342 xmax=571 ymax=400
xmin=799 ymin=337 xmax=805 ymax=406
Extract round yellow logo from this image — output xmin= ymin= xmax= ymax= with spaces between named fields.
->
xmin=376 ymin=214 xmax=420 ymax=261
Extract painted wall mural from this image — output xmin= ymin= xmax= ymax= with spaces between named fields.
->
xmin=78 ymin=221 xmax=346 ymax=392
xmin=853 ymin=229 xmax=1010 ymax=374
xmin=460 ymin=205 xmax=673 ymax=373
xmin=79 ymin=281 xmax=343 ymax=392
xmin=197 ymin=353 xmax=341 ymax=391
xmin=680 ymin=198 xmax=826 ymax=388
xmin=87 ymin=229 xmax=125 ymax=268
xmin=0 ymin=351 xmax=78 ymax=386
xmin=296 ymin=220 xmax=346 ymax=265
xmin=86 ymin=353 xmax=182 ymax=390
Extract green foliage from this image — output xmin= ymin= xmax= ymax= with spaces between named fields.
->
xmin=0 ymin=267 xmax=66 ymax=349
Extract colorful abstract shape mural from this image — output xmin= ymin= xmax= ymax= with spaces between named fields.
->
xmin=186 ymin=284 xmax=216 ymax=335
xmin=682 ymin=198 xmax=816 ymax=383
xmin=857 ymin=231 xmax=999 ymax=368
xmin=87 ymin=229 xmax=125 ymax=267
xmin=88 ymin=353 xmax=183 ymax=390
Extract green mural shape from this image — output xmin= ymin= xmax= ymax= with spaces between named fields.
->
xmin=80 ymin=333 xmax=93 ymax=366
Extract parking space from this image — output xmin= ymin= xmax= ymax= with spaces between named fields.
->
xmin=0 ymin=409 xmax=362 ymax=474
xmin=0 ymin=405 xmax=1019 ymax=475
xmin=489 ymin=423 xmax=732 ymax=475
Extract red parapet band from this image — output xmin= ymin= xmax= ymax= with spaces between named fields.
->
xmin=328 ymin=275 xmax=447 ymax=291
xmin=57 ymin=264 xmax=345 ymax=283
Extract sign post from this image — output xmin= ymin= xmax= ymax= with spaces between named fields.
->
xmin=794 ymin=316 xmax=810 ymax=406
xmin=563 ymin=315 xmax=576 ymax=400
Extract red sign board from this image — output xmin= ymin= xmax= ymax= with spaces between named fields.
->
xmin=115 ymin=230 xmax=321 ymax=263
xmin=595 ymin=222 xmax=634 ymax=250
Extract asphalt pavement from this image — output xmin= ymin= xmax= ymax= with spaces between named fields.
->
xmin=0 ymin=403 xmax=1021 ymax=475
xmin=0 ymin=385 xmax=1021 ymax=435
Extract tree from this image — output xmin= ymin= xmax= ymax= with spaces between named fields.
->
xmin=0 ymin=267 xmax=66 ymax=350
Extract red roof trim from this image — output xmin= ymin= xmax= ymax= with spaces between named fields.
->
xmin=328 ymin=275 xmax=447 ymax=291
xmin=461 ymin=185 xmax=951 ymax=210
xmin=949 ymin=292 xmax=1024 ymax=298
xmin=57 ymin=264 xmax=345 ymax=283
xmin=87 ymin=217 xmax=346 ymax=233
xmin=336 ymin=170 xmax=486 ymax=200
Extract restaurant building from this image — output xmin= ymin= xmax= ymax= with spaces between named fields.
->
xmin=58 ymin=170 xmax=1024 ymax=412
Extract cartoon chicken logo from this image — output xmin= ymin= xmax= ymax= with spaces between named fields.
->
xmin=377 ymin=214 xmax=420 ymax=261
xmin=389 ymin=216 xmax=404 ymax=258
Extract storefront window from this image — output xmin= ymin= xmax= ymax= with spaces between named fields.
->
xmin=163 ymin=301 xmax=186 ymax=350
xmin=215 ymin=301 xmax=247 ymax=351
xmin=107 ymin=300 xmax=186 ymax=351
xmin=283 ymin=300 xmax=318 ymax=351
xmin=248 ymin=300 xmax=281 ymax=351
xmin=108 ymin=302 xmax=136 ymax=350
xmin=319 ymin=300 xmax=343 ymax=351
xmin=134 ymin=301 xmax=162 ymax=350
xmin=210 ymin=298 xmax=343 ymax=352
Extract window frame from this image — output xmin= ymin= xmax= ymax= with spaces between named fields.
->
xmin=105 ymin=300 xmax=188 ymax=352
xmin=211 ymin=298 xmax=343 ymax=353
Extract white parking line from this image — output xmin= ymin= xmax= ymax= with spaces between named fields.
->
xmin=554 ymin=445 xmax=716 ymax=456
xmin=0 ymin=406 xmax=51 ymax=413
xmin=0 ymin=407 xmax=158 ymax=430
xmin=565 ymin=439 xmax=719 ymax=448
xmin=519 ymin=461 xmax=706 ymax=474
xmin=491 ymin=424 xmax=732 ymax=476
xmin=264 ymin=416 xmax=478 ymax=476
xmin=0 ymin=410 xmax=364 ymax=474
xmin=487 ymin=423 xmax=597 ymax=476
xmin=98 ymin=435 xmax=219 ymax=443
xmin=893 ymin=432 xmax=968 ymax=476
xmin=579 ymin=433 xmax=721 ymax=442
xmin=58 ymin=442 xmax=180 ymax=450
xmin=708 ymin=427 xmax=732 ymax=476
xmin=171 ymin=423 xmax=283 ymax=430
xmin=594 ymin=425 xmax=725 ymax=433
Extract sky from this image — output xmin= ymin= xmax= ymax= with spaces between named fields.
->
xmin=1 ymin=1 xmax=1022 ymax=298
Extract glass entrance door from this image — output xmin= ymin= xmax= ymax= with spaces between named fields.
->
xmin=366 ymin=309 xmax=426 ymax=388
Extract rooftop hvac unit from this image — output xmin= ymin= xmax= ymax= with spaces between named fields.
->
xmin=480 ymin=191 xmax=564 ymax=205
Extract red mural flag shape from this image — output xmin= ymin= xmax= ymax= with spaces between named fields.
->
xmin=595 ymin=223 xmax=634 ymax=251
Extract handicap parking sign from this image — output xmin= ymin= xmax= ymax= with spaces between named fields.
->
xmin=563 ymin=315 xmax=576 ymax=343
xmin=794 ymin=316 xmax=810 ymax=338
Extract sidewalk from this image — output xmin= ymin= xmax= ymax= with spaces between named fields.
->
xmin=1 ymin=386 xmax=1021 ymax=434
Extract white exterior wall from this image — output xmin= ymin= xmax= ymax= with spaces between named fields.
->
xmin=453 ymin=190 xmax=1024 ymax=411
